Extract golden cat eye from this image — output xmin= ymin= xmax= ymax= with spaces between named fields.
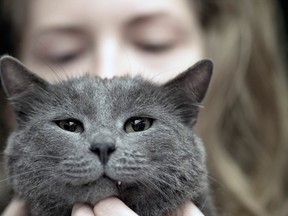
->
xmin=124 ymin=117 xmax=153 ymax=133
xmin=56 ymin=119 xmax=84 ymax=133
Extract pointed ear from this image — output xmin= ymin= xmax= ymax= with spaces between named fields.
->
xmin=0 ymin=55 xmax=48 ymax=98
xmin=164 ymin=59 xmax=213 ymax=104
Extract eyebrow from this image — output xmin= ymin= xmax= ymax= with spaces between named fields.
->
xmin=33 ymin=26 xmax=86 ymax=40
xmin=127 ymin=12 xmax=189 ymax=33
xmin=128 ymin=12 xmax=174 ymax=24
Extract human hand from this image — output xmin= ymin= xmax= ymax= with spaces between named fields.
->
xmin=1 ymin=197 xmax=204 ymax=216
xmin=72 ymin=197 xmax=204 ymax=216
xmin=1 ymin=199 xmax=28 ymax=216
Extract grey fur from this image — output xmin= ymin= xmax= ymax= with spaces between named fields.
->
xmin=0 ymin=56 xmax=216 ymax=216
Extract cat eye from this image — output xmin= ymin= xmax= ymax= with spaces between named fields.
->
xmin=124 ymin=117 xmax=153 ymax=133
xmin=55 ymin=119 xmax=84 ymax=133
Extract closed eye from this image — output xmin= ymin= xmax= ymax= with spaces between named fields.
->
xmin=50 ymin=52 xmax=81 ymax=64
xmin=137 ymin=42 xmax=174 ymax=54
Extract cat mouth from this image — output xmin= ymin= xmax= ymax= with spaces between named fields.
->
xmin=103 ymin=174 xmax=123 ymax=190
xmin=82 ymin=174 xmax=122 ymax=190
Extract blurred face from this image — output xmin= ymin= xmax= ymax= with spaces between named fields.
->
xmin=20 ymin=0 xmax=204 ymax=83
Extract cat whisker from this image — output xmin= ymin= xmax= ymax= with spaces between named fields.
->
xmin=0 ymin=180 xmax=11 ymax=189
xmin=124 ymin=51 xmax=137 ymax=78
xmin=31 ymin=154 xmax=63 ymax=159
xmin=193 ymin=103 xmax=205 ymax=109
xmin=149 ymin=64 xmax=189 ymax=83
xmin=0 ymin=166 xmax=59 ymax=184
xmin=0 ymin=172 xmax=54 ymax=190
xmin=0 ymin=173 xmax=49 ymax=186
xmin=30 ymin=50 xmax=67 ymax=83
xmin=141 ymin=175 xmax=173 ymax=202
xmin=200 ymin=197 xmax=208 ymax=212
xmin=3 ymin=153 xmax=63 ymax=159
xmin=207 ymin=175 xmax=223 ymax=188
xmin=27 ymin=175 xmax=55 ymax=192
xmin=151 ymin=175 xmax=178 ymax=191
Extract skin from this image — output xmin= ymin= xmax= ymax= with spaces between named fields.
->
xmin=4 ymin=0 xmax=206 ymax=215
xmin=3 ymin=199 xmax=204 ymax=216
xmin=20 ymin=0 xmax=204 ymax=83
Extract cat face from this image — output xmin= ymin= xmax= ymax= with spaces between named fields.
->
xmin=0 ymin=56 xmax=212 ymax=207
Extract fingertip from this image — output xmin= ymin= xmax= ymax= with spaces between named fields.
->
xmin=93 ymin=197 xmax=138 ymax=216
xmin=1 ymin=199 xmax=28 ymax=216
xmin=183 ymin=202 xmax=205 ymax=216
xmin=72 ymin=203 xmax=95 ymax=216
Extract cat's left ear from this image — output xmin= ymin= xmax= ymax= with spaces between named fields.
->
xmin=0 ymin=55 xmax=48 ymax=98
xmin=164 ymin=59 xmax=213 ymax=104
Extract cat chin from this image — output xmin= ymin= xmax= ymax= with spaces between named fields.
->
xmin=62 ymin=176 xmax=120 ymax=205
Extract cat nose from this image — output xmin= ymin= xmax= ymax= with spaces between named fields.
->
xmin=89 ymin=136 xmax=116 ymax=165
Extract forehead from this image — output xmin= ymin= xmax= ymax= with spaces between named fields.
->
xmin=49 ymin=76 xmax=163 ymax=119
xmin=63 ymin=75 xmax=157 ymax=100
xmin=28 ymin=0 xmax=193 ymax=31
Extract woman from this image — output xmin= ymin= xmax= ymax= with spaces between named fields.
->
xmin=1 ymin=0 xmax=288 ymax=216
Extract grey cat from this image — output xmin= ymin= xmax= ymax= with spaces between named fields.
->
xmin=0 ymin=56 xmax=216 ymax=216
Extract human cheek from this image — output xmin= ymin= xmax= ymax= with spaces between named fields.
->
xmin=126 ymin=40 xmax=204 ymax=83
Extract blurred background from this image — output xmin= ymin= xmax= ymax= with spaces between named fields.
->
xmin=0 ymin=0 xmax=287 ymax=214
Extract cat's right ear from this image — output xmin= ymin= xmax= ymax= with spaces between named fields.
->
xmin=0 ymin=55 xmax=48 ymax=98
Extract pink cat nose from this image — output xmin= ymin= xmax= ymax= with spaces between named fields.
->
xmin=89 ymin=135 xmax=116 ymax=165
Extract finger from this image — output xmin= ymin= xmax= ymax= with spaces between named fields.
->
xmin=182 ymin=202 xmax=204 ymax=216
xmin=72 ymin=203 xmax=95 ymax=216
xmin=93 ymin=197 xmax=138 ymax=216
xmin=1 ymin=199 xmax=28 ymax=216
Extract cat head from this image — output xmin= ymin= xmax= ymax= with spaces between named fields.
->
xmin=0 ymin=55 xmax=212 ymax=205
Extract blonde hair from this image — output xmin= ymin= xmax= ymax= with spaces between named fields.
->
xmin=194 ymin=0 xmax=288 ymax=215
xmin=1 ymin=0 xmax=288 ymax=215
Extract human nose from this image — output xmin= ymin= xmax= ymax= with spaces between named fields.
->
xmin=89 ymin=35 xmax=127 ymax=79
